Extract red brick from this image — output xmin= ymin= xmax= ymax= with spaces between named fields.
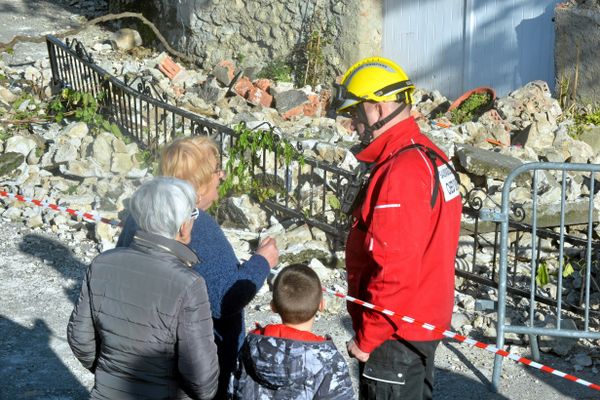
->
xmin=319 ymin=90 xmax=332 ymax=117
xmin=282 ymin=104 xmax=304 ymax=120
xmin=158 ymin=56 xmax=182 ymax=80
xmin=247 ymin=87 xmax=273 ymax=108
xmin=254 ymin=78 xmax=272 ymax=92
xmin=234 ymin=76 xmax=254 ymax=98
xmin=303 ymin=94 xmax=321 ymax=117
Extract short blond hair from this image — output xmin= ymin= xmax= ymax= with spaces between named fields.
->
xmin=159 ymin=136 xmax=220 ymax=195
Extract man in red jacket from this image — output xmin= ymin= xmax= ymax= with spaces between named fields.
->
xmin=333 ymin=57 xmax=462 ymax=400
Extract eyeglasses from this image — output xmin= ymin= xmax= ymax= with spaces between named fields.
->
xmin=190 ymin=207 xmax=199 ymax=220
xmin=339 ymin=107 xmax=360 ymax=120
xmin=213 ymin=167 xmax=226 ymax=180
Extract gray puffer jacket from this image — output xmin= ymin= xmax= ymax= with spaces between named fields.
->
xmin=229 ymin=332 xmax=354 ymax=399
xmin=67 ymin=231 xmax=219 ymax=400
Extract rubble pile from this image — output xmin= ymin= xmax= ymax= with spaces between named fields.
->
xmin=1 ymin=26 xmax=600 ymax=365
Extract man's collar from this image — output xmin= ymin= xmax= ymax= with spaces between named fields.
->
xmin=356 ymin=116 xmax=421 ymax=164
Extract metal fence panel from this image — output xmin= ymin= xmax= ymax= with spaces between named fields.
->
xmin=491 ymin=162 xmax=600 ymax=392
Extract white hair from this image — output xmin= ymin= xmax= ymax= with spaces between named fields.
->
xmin=130 ymin=177 xmax=196 ymax=239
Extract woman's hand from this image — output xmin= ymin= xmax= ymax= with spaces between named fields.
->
xmin=255 ymin=236 xmax=279 ymax=268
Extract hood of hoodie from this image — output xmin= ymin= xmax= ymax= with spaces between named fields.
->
xmin=240 ymin=332 xmax=339 ymax=390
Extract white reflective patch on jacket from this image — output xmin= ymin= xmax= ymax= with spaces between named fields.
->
xmin=374 ymin=203 xmax=402 ymax=209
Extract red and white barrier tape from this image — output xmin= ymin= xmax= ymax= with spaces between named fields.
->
xmin=0 ymin=190 xmax=121 ymax=226
xmin=322 ymin=287 xmax=600 ymax=392
xmin=2 ymin=189 xmax=599 ymax=391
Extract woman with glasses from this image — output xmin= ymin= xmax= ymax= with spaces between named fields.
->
xmin=117 ymin=136 xmax=279 ymax=399
xmin=68 ymin=177 xmax=219 ymax=399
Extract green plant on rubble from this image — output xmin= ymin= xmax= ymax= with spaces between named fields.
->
xmin=536 ymin=260 xmax=550 ymax=287
xmin=47 ymin=88 xmax=123 ymax=139
xmin=295 ymin=6 xmax=332 ymax=88
xmin=11 ymin=93 xmax=39 ymax=120
xmin=563 ymin=260 xmax=575 ymax=278
xmin=219 ymin=123 xmax=304 ymax=202
xmin=327 ymin=193 xmax=341 ymax=210
xmin=66 ymin=184 xmax=78 ymax=195
xmin=449 ymin=92 xmax=492 ymax=125
xmin=234 ymin=53 xmax=246 ymax=65
xmin=566 ymin=103 xmax=600 ymax=139
xmin=0 ymin=128 xmax=10 ymax=141
xmin=557 ymin=74 xmax=574 ymax=112
xmin=536 ymin=257 xmax=579 ymax=289
xmin=136 ymin=148 xmax=159 ymax=172
xmin=257 ymin=59 xmax=293 ymax=83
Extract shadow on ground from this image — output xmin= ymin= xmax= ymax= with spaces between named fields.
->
xmin=518 ymin=347 xmax=600 ymax=400
xmin=19 ymin=233 xmax=88 ymax=304
xmin=443 ymin=339 xmax=600 ymax=400
xmin=0 ymin=233 xmax=92 ymax=398
xmin=437 ymin=340 xmax=510 ymax=400
xmin=0 ymin=317 xmax=88 ymax=399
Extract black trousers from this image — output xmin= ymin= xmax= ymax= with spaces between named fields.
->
xmin=359 ymin=339 xmax=440 ymax=400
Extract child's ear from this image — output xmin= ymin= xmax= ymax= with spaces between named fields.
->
xmin=318 ymin=298 xmax=325 ymax=312
xmin=270 ymin=300 xmax=276 ymax=313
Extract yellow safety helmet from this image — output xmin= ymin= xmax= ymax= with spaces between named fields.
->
xmin=333 ymin=57 xmax=415 ymax=114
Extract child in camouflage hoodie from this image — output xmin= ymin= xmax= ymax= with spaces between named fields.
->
xmin=229 ymin=264 xmax=354 ymax=399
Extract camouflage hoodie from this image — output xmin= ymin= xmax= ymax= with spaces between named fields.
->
xmin=229 ymin=325 xmax=354 ymax=399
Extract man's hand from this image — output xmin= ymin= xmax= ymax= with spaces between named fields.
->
xmin=346 ymin=337 xmax=370 ymax=362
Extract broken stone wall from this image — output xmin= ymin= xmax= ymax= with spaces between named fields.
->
xmin=555 ymin=2 xmax=600 ymax=103
xmin=108 ymin=0 xmax=382 ymax=83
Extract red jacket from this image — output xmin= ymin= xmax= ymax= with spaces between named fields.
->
xmin=345 ymin=117 xmax=462 ymax=353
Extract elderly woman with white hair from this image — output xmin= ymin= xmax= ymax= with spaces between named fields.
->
xmin=67 ymin=177 xmax=219 ymax=400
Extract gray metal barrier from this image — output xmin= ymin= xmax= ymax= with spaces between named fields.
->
xmin=488 ymin=162 xmax=600 ymax=392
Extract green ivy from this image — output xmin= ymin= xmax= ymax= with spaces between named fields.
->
xmin=219 ymin=124 xmax=304 ymax=202
xmin=47 ymin=88 xmax=123 ymax=139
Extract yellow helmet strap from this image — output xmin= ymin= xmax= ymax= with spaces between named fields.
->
xmin=356 ymin=103 xmax=373 ymax=147
xmin=358 ymin=102 xmax=408 ymax=147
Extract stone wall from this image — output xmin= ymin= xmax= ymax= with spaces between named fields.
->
xmin=555 ymin=2 xmax=600 ymax=103
xmin=108 ymin=0 xmax=382 ymax=84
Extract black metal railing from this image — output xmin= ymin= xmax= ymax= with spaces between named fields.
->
xmin=46 ymin=35 xmax=354 ymax=242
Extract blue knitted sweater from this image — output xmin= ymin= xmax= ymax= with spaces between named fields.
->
xmin=116 ymin=209 xmax=270 ymax=396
